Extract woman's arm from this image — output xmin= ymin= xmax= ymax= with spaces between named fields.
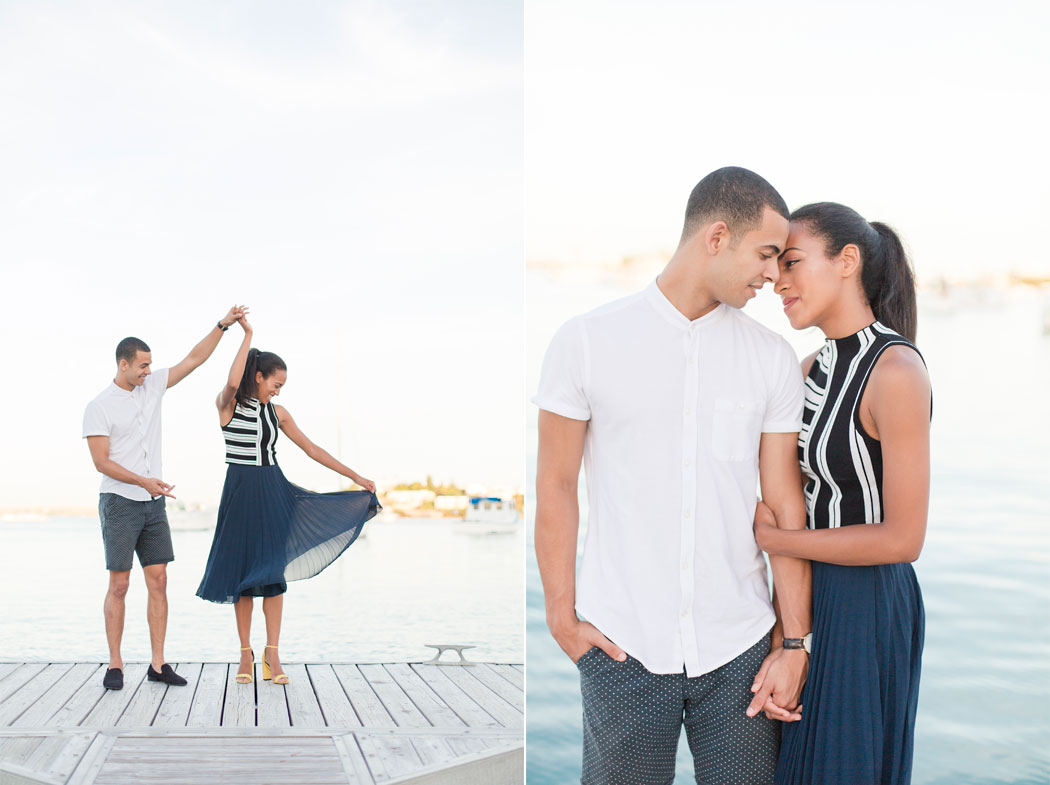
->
xmin=755 ymin=347 xmax=931 ymax=566
xmin=273 ymin=404 xmax=376 ymax=493
xmin=216 ymin=316 xmax=253 ymax=423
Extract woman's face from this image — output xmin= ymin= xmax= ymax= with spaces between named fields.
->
xmin=775 ymin=223 xmax=846 ymax=331
xmin=255 ymin=369 xmax=287 ymax=403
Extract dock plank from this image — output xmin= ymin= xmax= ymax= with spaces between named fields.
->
xmin=333 ymin=665 xmax=393 ymax=727
xmin=46 ymin=665 xmax=107 ymax=727
xmin=222 ymin=666 xmax=256 ymax=727
xmin=0 ymin=664 xmax=22 ymax=683
xmin=307 ymin=665 xmax=361 ymax=728
xmin=0 ymin=664 xmax=48 ymax=706
xmin=463 ymin=665 xmax=523 ymax=712
xmin=151 ymin=663 xmax=202 ymax=727
xmin=81 ymin=664 xmax=148 ymax=727
xmin=385 ymin=665 xmax=463 ymax=729
xmin=185 ymin=663 xmax=226 ymax=727
xmin=359 ymin=665 xmax=429 ymax=729
xmin=0 ymin=663 xmax=74 ymax=726
xmin=23 ymin=732 xmax=98 ymax=780
xmin=409 ymin=735 xmax=456 ymax=767
xmin=10 ymin=664 xmax=96 ymax=727
xmin=439 ymin=668 xmax=521 ymax=728
xmin=284 ymin=664 xmax=324 ymax=727
xmin=357 ymin=733 xmax=423 ymax=781
xmin=410 ymin=666 xmax=500 ymax=728
xmin=256 ymin=670 xmax=290 ymax=728
xmin=483 ymin=663 xmax=523 ymax=691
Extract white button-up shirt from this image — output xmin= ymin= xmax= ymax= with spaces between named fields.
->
xmin=83 ymin=368 xmax=170 ymax=501
xmin=534 ymin=282 xmax=803 ymax=676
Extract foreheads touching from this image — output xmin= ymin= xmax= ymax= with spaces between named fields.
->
xmin=680 ymin=166 xmax=790 ymax=252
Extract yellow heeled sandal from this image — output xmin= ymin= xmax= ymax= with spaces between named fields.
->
xmin=263 ymin=645 xmax=289 ymax=684
xmin=235 ymin=647 xmax=254 ymax=684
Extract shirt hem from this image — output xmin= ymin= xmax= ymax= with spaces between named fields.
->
xmin=531 ymin=396 xmax=590 ymax=421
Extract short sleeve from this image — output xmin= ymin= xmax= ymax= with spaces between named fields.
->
xmin=532 ymin=317 xmax=591 ymax=421
xmin=82 ymin=400 xmax=109 ymax=438
xmin=762 ymin=339 xmax=804 ymax=432
xmin=144 ymin=367 xmax=170 ymax=399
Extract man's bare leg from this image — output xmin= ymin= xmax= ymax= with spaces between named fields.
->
xmin=104 ymin=570 xmax=131 ymax=670
xmin=143 ymin=564 xmax=168 ymax=670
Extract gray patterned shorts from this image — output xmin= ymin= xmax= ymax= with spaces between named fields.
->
xmin=578 ymin=632 xmax=780 ymax=785
xmin=98 ymin=493 xmax=174 ymax=572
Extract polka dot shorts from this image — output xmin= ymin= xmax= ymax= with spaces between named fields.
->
xmin=578 ymin=632 xmax=779 ymax=784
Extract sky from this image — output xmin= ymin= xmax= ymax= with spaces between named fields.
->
xmin=525 ymin=0 xmax=1050 ymax=281
xmin=0 ymin=0 xmax=523 ymax=508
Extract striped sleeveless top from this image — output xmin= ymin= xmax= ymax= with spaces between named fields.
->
xmin=799 ymin=321 xmax=926 ymax=530
xmin=222 ymin=398 xmax=280 ymax=466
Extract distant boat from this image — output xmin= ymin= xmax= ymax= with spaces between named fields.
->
xmin=464 ymin=497 xmax=520 ymax=525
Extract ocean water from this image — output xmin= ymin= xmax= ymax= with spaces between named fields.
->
xmin=1 ymin=517 xmax=523 ymax=665
xmin=525 ymin=269 xmax=1050 ymax=784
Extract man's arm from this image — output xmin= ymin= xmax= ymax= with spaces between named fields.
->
xmin=746 ymin=431 xmax=811 ymax=720
xmin=535 ymin=410 xmax=624 ymax=664
xmin=86 ymin=436 xmax=175 ymax=499
xmin=167 ymin=305 xmax=245 ymax=388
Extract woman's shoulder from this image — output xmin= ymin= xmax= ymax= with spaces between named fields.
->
xmin=868 ymin=344 xmax=931 ymax=405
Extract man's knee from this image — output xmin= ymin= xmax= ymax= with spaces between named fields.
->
xmin=107 ymin=571 xmax=131 ymax=600
xmin=143 ymin=566 xmax=167 ymax=594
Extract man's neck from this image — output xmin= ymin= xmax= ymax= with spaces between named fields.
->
xmin=113 ymin=375 xmax=134 ymax=392
xmin=657 ymin=252 xmax=719 ymax=321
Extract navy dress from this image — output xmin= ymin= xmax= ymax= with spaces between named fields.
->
xmin=775 ymin=323 xmax=927 ymax=785
xmin=196 ymin=398 xmax=380 ymax=604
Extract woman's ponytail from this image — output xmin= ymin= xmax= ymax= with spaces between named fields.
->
xmin=790 ymin=202 xmax=918 ymax=343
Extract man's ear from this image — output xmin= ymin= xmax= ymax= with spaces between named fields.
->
xmin=704 ymin=220 xmax=731 ymax=255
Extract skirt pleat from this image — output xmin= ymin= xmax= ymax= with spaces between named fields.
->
xmin=775 ymin=561 xmax=924 ymax=785
xmin=196 ymin=464 xmax=380 ymax=604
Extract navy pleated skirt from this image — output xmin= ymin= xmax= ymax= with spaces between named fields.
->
xmin=775 ymin=561 xmax=925 ymax=785
xmin=196 ymin=464 xmax=381 ymax=604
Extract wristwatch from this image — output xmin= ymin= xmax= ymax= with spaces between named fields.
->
xmin=782 ymin=633 xmax=812 ymax=654
xmin=217 ymin=321 xmax=229 ymax=332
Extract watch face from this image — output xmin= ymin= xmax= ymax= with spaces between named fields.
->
xmin=803 ymin=633 xmax=812 ymax=654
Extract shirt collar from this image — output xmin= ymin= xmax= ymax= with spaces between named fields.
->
xmin=644 ymin=279 xmax=727 ymax=331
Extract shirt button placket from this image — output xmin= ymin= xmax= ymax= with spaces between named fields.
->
xmin=679 ymin=325 xmax=701 ymax=676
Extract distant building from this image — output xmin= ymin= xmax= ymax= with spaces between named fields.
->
xmin=383 ymin=489 xmax=437 ymax=507
xmin=435 ymin=495 xmax=470 ymax=511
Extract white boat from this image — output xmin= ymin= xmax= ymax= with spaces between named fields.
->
xmin=464 ymin=496 xmax=520 ymax=525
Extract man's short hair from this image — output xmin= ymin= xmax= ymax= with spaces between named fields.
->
xmin=116 ymin=337 xmax=151 ymax=364
xmin=681 ymin=166 xmax=789 ymax=244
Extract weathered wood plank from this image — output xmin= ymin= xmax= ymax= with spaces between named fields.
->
xmin=9 ymin=664 xmax=96 ymax=728
xmin=80 ymin=664 xmax=148 ymax=727
xmin=482 ymin=663 xmax=523 ymax=691
xmin=283 ymin=664 xmax=324 ymax=727
xmin=0 ymin=664 xmax=23 ymax=684
xmin=222 ymin=666 xmax=256 ymax=727
xmin=307 ymin=665 xmax=361 ymax=728
xmin=356 ymin=733 xmax=423 ymax=782
xmin=256 ymin=672 xmax=290 ymax=728
xmin=29 ymin=732 xmax=97 ymax=779
xmin=409 ymin=667 xmax=500 ymax=729
xmin=510 ymin=664 xmax=523 ymax=674
xmin=335 ymin=734 xmax=376 ymax=785
xmin=66 ymin=732 xmax=117 ymax=785
xmin=45 ymin=665 xmax=107 ymax=727
xmin=118 ymin=663 xmax=176 ymax=728
xmin=358 ymin=666 xmax=429 ymax=729
xmin=0 ymin=664 xmax=48 ymax=707
xmin=0 ymin=665 xmax=75 ymax=727
xmin=383 ymin=744 xmax=523 ymax=785
xmin=461 ymin=666 xmax=522 ymax=712
xmin=384 ymin=665 xmax=463 ymax=729
xmin=151 ymin=663 xmax=202 ymax=727
xmin=438 ymin=669 xmax=521 ymax=728
xmin=185 ymin=663 xmax=226 ymax=727
xmin=0 ymin=735 xmax=46 ymax=771
xmin=408 ymin=735 xmax=456 ymax=767
xmin=333 ymin=666 xmax=393 ymax=727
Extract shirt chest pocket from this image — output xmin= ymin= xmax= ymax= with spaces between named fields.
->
xmin=712 ymin=399 xmax=764 ymax=461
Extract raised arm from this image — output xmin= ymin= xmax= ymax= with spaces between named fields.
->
xmin=535 ymin=410 xmax=625 ymax=664
xmin=167 ymin=305 xmax=245 ymax=388
xmin=273 ymin=405 xmax=376 ymax=493
xmin=755 ymin=347 xmax=931 ymax=565
xmin=746 ymin=431 xmax=811 ymax=721
xmin=86 ymin=436 xmax=175 ymax=499
xmin=216 ymin=316 xmax=253 ymax=422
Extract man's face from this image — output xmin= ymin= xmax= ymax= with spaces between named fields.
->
xmin=711 ymin=207 xmax=790 ymax=308
xmin=119 ymin=351 xmax=152 ymax=387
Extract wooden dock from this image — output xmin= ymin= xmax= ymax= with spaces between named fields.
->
xmin=0 ymin=661 xmax=523 ymax=784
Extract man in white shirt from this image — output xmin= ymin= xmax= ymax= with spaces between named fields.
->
xmin=534 ymin=167 xmax=811 ymax=783
xmin=83 ymin=306 xmax=245 ymax=690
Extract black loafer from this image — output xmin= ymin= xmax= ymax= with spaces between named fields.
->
xmin=103 ymin=667 xmax=123 ymax=690
xmin=147 ymin=663 xmax=188 ymax=686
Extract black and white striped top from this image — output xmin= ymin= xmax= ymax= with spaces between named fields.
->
xmin=799 ymin=321 xmax=927 ymax=529
xmin=222 ymin=398 xmax=279 ymax=466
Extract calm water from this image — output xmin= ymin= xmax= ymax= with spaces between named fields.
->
xmin=1 ymin=517 xmax=523 ymax=664
xmin=525 ymin=270 xmax=1050 ymax=784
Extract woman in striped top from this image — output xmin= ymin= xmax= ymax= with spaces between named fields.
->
xmin=196 ymin=312 xmax=380 ymax=686
xmin=752 ymin=203 xmax=932 ymax=785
